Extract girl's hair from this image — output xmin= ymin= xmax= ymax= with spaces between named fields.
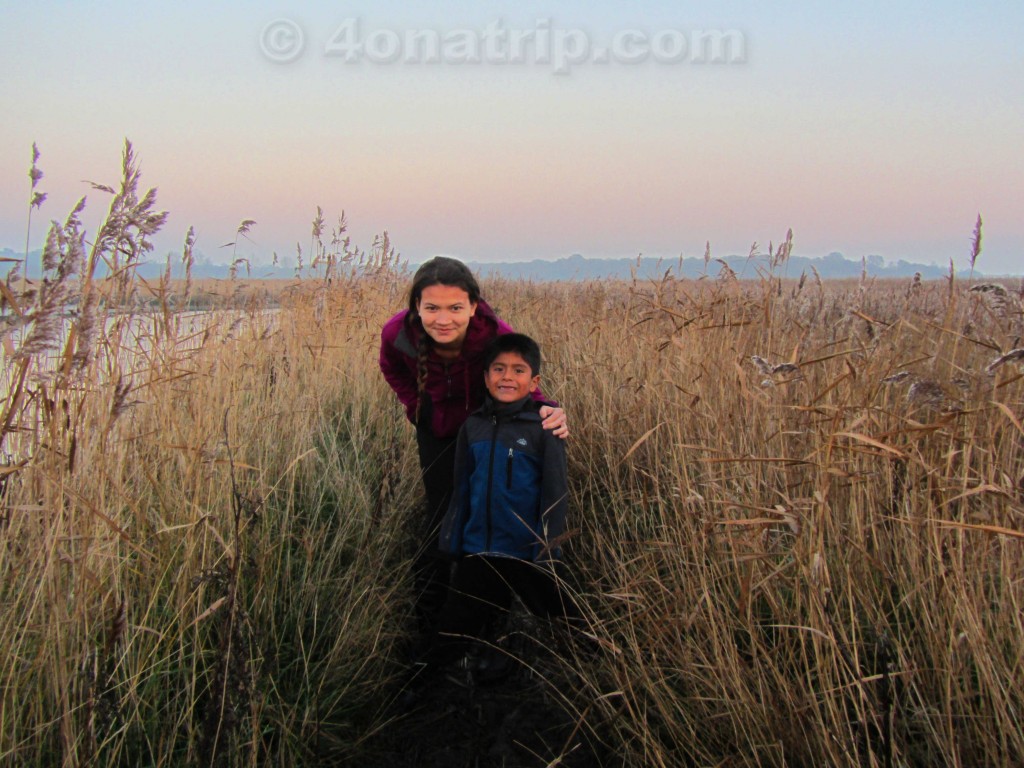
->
xmin=407 ymin=257 xmax=483 ymax=424
xmin=407 ymin=256 xmax=482 ymax=315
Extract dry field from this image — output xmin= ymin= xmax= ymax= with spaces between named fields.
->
xmin=2 ymin=146 xmax=1023 ymax=766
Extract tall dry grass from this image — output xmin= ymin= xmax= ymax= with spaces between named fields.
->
xmin=3 ymin=147 xmax=1023 ymax=766
xmin=1 ymin=144 xmax=421 ymax=765
xmin=495 ymin=259 xmax=1024 ymax=767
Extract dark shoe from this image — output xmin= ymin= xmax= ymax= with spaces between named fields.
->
xmin=470 ymin=646 xmax=514 ymax=686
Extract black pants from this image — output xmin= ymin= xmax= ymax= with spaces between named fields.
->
xmin=430 ymin=555 xmax=583 ymax=664
xmin=412 ymin=423 xmax=457 ymax=634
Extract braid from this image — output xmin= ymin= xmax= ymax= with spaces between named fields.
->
xmin=414 ymin=326 xmax=431 ymax=424
xmin=405 ymin=256 xmax=483 ymax=426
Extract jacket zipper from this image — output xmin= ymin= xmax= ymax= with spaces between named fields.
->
xmin=506 ymin=448 xmax=514 ymax=489
xmin=485 ymin=414 xmax=499 ymax=551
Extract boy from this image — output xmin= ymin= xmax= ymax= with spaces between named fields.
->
xmin=430 ymin=333 xmax=581 ymax=670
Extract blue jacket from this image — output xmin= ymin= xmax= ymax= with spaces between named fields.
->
xmin=438 ymin=395 xmax=568 ymax=563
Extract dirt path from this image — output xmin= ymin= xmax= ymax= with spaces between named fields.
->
xmin=360 ymin=650 xmax=610 ymax=767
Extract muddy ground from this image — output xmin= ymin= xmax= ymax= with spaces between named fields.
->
xmin=356 ymin=622 xmax=615 ymax=767
xmin=362 ymin=664 xmax=608 ymax=766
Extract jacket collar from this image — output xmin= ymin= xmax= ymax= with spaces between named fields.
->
xmin=480 ymin=393 xmax=542 ymax=421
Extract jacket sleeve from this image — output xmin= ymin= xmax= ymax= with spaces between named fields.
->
xmin=535 ymin=428 xmax=569 ymax=563
xmin=531 ymin=385 xmax=557 ymax=409
xmin=438 ymin=423 xmax=473 ymax=556
xmin=379 ymin=319 xmax=419 ymax=423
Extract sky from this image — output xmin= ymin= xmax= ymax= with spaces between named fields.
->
xmin=2 ymin=1 xmax=1022 ymax=274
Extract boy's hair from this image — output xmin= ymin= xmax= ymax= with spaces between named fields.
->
xmin=483 ymin=333 xmax=542 ymax=376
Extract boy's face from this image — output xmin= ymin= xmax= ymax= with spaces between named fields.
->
xmin=485 ymin=351 xmax=540 ymax=403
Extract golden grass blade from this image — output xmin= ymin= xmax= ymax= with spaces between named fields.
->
xmin=699 ymin=456 xmax=815 ymax=465
xmin=940 ymin=483 xmax=1012 ymax=507
xmin=187 ymin=596 xmax=229 ymax=629
xmin=0 ymin=280 xmax=25 ymax=317
xmin=619 ymin=422 xmax=664 ymax=463
xmin=717 ymin=518 xmax=780 ymax=527
xmin=834 ymin=431 xmax=908 ymax=459
xmin=934 ymin=521 xmax=1024 ymax=539
xmin=993 ymin=401 xmax=1024 ymax=437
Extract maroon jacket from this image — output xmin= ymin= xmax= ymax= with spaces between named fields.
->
xmin=379 ymin=300 xmax=549 ymax=439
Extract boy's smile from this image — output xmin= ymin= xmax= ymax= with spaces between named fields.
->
xmin=485 ymin=351 xmax=540 ymax=403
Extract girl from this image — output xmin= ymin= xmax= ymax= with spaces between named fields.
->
xmin=379 ymin=257 xmax=567 ymax=632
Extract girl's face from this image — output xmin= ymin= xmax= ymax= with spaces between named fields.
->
xmin=416 ymin=284 xmax=478 ymax=350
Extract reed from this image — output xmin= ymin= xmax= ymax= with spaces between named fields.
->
xmin=486 ymin=260 xmax=1023 ymax=767
xmin=2 ymin=149 xmax=1021 ymax=766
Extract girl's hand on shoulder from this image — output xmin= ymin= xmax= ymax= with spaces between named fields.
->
xmin=539 ymin=406 xmax=569 ymax=439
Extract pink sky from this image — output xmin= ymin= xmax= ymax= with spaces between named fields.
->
xmin=3 ymin=2 xmax=1022 ymax=274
